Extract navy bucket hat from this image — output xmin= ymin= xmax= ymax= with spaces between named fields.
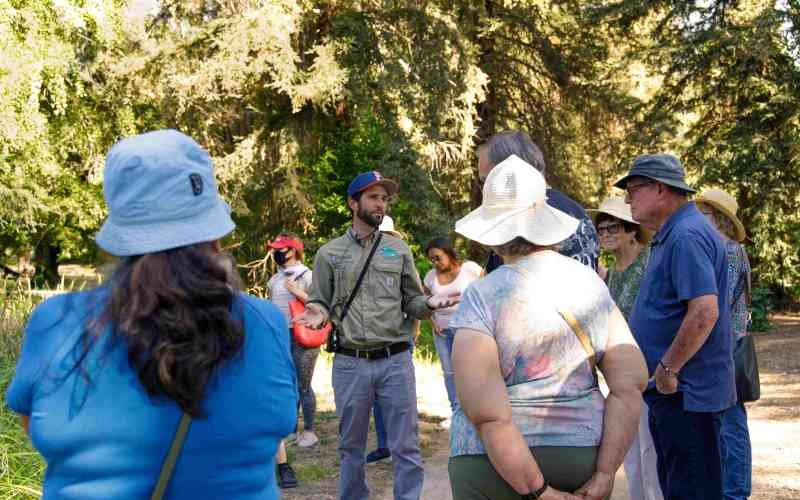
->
xmin=95 ymin=129 xmax=235 ymax=257
xmin=614 ymin=153 xmax=696 ymax=194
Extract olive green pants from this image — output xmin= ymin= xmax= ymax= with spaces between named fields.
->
xmin=448 ymin=446 xmax=603 ymax=500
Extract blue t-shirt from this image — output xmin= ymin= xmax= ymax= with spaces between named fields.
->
xmin=6 ymin=288 xmax=297 ymax=500
xmin=629 ymin=202 xmax=735 ymax=412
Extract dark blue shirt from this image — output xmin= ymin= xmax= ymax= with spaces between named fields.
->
xmin=486 ymin=188 xmax=599 ymax=272
xmin=629 ymin=202 xmax=736 ymax=412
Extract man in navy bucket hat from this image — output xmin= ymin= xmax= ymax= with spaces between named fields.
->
xmin=96 ymin=129 xmax=235 ymax=255
xmin=616 ymin=153 xmax=735 ymax=500
xmin=296 ymin=171 xmax=456 ymax=500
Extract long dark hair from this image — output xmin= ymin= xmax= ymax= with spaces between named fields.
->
xmin=83 ymin=243 xmax=243 ymax=416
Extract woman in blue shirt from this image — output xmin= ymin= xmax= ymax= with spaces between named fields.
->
xmin=6 ymin=130 xmax=297 ymax=500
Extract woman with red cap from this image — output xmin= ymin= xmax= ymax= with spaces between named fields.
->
xmin=267 ymin=234 xmax=318 ymax=488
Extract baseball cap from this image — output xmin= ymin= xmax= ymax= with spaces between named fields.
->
xmin=347 ymin=171 xmax=399 ymax=198
xmin=267 ymin=235 xmax=304 ymax=252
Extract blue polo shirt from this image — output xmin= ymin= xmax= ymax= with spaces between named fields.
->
xmin=629 ymin=202 xmax=736 ymax=413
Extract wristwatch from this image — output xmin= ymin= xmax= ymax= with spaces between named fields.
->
xmin=525 ymin=481 xmax=548 ymax=499
xmin=659 ymin=360 xmax=680 ymax=379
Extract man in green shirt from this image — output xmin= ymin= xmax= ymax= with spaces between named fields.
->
xmin=295 ymin=171 xmax=456 ymax=500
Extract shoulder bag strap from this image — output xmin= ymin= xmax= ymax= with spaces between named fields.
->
xmin=558 ymin=308 xmax=598 ymax=380
xmin=507 ymin=264 xmax=598 ymax=379
xmin=340 ymin=232 xmax=383 ymax=322
xmin=150 ymin=412 xmax=192 ymax=500
xmin=731 ymin=269 xmax=748 ymax=307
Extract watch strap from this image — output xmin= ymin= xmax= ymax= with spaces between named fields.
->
xmin=525 ymin=481 xmax=548 ymax=499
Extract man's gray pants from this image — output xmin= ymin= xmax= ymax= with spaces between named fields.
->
xmin=332 ymin=349 xmax=423 ymax=500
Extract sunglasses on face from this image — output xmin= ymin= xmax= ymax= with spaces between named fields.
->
xmin=597 ymin=223 xmax=624 ymax=235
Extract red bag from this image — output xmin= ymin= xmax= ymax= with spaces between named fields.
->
xmin=288 ymin=299 xmax=332 ymax=349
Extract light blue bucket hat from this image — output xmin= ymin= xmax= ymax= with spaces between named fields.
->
xmin=95 ymin=129 xmax=235 ymax=257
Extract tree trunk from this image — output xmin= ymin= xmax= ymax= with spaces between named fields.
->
xmin=33 ymin=238 xmax=60 ymax=287
xmin=467 ymin=0 xmax=498 ymax=263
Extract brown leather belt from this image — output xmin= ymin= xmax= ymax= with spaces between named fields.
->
xmin=335 ymin=342 xmax=409 ymax=360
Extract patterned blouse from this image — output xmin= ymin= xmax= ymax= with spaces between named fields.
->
xmin=725 ymin=240 xmax=751 ymax=341
xmin=606 ymin=247 xmax=650 ymax=322
xmin=449 ymin=251 xmax=612 ymax=456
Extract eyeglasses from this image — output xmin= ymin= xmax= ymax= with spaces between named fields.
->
xmin=428 ymin=254 xmax=445 ymax=263
xmin=597 ymin=223 xmax=624 ymax=235
xmin=625 ymin=181 xmax=655 ymax=197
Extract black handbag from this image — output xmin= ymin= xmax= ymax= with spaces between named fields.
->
xmin=325 ymin=233 xmax=383 ymax=353
xmin=734 ymin=334 xmax=760 ymax=402
xmin=731 ymin=270 xmax=760 ymax=402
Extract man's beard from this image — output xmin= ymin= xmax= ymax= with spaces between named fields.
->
xmin=357 ymin=206 xmax=383 ymax=228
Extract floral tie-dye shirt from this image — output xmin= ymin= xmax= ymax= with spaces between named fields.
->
xmin=448 ymin=251 xmax=612 ymax=456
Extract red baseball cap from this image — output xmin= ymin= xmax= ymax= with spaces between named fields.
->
xmin=267 ymin=235 xmax=304 ymax=251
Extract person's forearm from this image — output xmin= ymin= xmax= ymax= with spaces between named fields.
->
xmin=662 ymin=304 xmax=717 ymax=371
xmin=596 ymin=388 xmax=641 ymax=475
xmin=293 ymin=290 xmax=309 ymax=302
xmin=478 ymin=420 xmax=545 ymax=494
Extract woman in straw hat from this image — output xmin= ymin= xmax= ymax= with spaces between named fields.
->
xmin=590 ymin=197 xmax=663 ymax=500
xmin=447 ymin=155 xmax=647 ymax=500
xmin=5 ymin=130 xmax=297 ymax=500
xmin=696 ymin=188 xmax=753 ymax=500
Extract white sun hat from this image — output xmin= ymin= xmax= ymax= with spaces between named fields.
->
xmin=455 ymin=155 xmax=579 ymax=246
xmin=378 ymin=214 xmax=401 ymax=237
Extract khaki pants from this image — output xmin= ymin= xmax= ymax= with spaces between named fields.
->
xmin=448 ymin=446 xmax=603 ymax=500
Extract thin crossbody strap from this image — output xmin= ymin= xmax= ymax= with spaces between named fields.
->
xmin=340 ymin=232 xmax=383 ymax=322
xmin=557 ymin=309 xmax=598 ymax=379
xmin=150 ymin=412 xmax=192 ymax=500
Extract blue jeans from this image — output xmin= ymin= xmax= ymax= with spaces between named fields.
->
xmin=645 ymin=390 xmax=724 ymax=500
xmin=433 ymin=328 xmax=459 ymax=413
xmin=373 ymin=343 xmax=413 ymax=449
xmin=720 ymin=402 xmax=752 ymax=500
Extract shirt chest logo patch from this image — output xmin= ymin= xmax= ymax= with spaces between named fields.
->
xmin=381 ymin=247 xmax=399 ymax=258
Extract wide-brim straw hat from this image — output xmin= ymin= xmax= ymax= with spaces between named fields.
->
xmin=695 ymin=188 xmax=746 ymax=242
xmin=455 ymin=155 xmax=579 ymax=247
xmin=588 ymin=196 xmax=636 ymax=224
xmin=589 ymin=195 xmax=652 ymax=243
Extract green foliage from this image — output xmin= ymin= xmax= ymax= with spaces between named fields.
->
xmin=750 ymin=285 xmax=774 ymax=332
xmin=0 ymin=1 xmax=122 ymax=275
xmin=596 ymin=0 xmax=800 ymax=302
xmin=1 ymin=0 xmax=798 ymax=302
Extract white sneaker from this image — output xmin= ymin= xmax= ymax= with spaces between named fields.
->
xmin=285 ymin=433 xmax=297 ymax=444
xmin=296 ymin=431 xmax=319 ymax=448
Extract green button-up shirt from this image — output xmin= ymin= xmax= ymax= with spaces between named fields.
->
xmin=307 ymin=228 xmax=432 ymax=349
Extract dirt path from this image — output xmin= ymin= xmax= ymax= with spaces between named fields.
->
xmin=280 ymin=313 xmax=800 ymax=499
